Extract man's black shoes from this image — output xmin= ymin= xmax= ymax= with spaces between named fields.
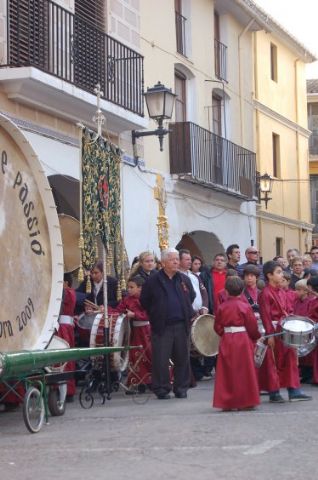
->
xmin=175 ymin=392 xmax=187 ymax=399
xmin=157 ymin=393 xmax=171 ymax=400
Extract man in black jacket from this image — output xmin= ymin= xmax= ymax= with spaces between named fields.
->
xmin=140 ymin=248 xmax=196 ymax=400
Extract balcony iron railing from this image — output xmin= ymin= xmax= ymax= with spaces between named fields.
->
xmin=214 ymin=38 xmax=227 ymax=82
xmin=175 ymin=11 xmax=187 ymax=56
xmin=309 ymin=133 xmax=318 ymax=155
xmin=2 ymin=0 xmax=144 ymax=116
xmin=169 ymin=122 xmax=256 ymax=199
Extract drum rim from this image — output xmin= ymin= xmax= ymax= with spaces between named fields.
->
xmin=89 ymin=313 xmax=130 ymax=371
xmin=0 ymin=114 xmax=63 ymax=351
xmin=191 ymin=313 xmax=219 ymax=357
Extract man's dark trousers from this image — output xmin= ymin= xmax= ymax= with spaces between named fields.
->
xmin=151 ymin=322 xmax=190 ymax=397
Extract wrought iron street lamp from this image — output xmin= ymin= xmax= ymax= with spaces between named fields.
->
xmin=259 ymin=172 xmax=274 ymax=209
xmin=132 ymin=82 xmax=177 ymax=158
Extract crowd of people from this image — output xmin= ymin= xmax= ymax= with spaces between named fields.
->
xmin=66 ymin=245 xmax=318 ymax=408
xmin=3 ymin=244 xmax=318 ymax=412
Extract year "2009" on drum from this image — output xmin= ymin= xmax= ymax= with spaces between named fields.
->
xmin=16 ymin=298 xmax=35 ymax=332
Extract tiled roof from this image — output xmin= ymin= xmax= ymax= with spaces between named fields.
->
xmin=307 ymin=79 xmax=318 ymax=93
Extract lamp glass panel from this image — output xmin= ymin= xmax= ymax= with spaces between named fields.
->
xmin=145 ymin=92 xmax=165 ymax=119
xmin=260 ymin=178 xmax=272 ymax=193
xmin=163 ymin=92 xmax=176 ymax=118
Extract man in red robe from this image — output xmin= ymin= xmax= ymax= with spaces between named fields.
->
xmin=258 ymin=261 xmax=311 ymax=403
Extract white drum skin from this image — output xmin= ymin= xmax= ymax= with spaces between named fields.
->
xmin=0 ymin=114 xmax=63 ymax=352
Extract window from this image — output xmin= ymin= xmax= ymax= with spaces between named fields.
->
xmin=175 ymin=71 xmax=187 ymax=122
xmin=310 ymin=175 xmax=318 ymax=230
xmin=75 ymin=0 xmax=105 ymax=32
xmin=212 ymin=94 xmax=222 ymax=136
xmin=175 ymin=0 xmax=186 ymax=56
xmin=270 ymin=43 xmax=278 ymax=82
xmin=272 ymin=133 xmax=280 ymax=178
xmin=308 ymin=103 xmax=318 ymax=155
xmin=74 ymin=0 xmax=106 ymax=92
xmin=275 ymin=238 xmax=283 ymax=256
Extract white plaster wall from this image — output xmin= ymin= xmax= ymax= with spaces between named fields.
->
xmin=122 ymin=164 xmax=257 ymax=263
xmin=23 ymin=131 xmax=79 ymax=179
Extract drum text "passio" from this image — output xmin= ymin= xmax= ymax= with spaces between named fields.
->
xmin=1 ymin=150 xmax=45 ymax=256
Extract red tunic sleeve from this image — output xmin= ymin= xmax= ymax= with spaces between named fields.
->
xmin=259 ymin=288 xmax=275 ymax=335
xmin=308 ymin=298 xmax=318 ymax=322
xmin=125 ymin=297 xmax=149 ymax=322
xmin=115 ymin=298 xmax=129 ymax=315
xmin=214 ymin=308 xmax=224 ymax=337
xmin=62 ymin=288 xmax=76 ymax=316
xmin=243 ymin=304 xmax=261 ymax=341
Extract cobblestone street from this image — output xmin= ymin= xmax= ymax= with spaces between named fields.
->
xmin=1 ymin=380 xmax=317 ymax=480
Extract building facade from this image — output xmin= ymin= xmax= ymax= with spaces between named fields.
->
xmin=252 ymin=9 xmax=316 ymax=260
xmin=0 ymin=0 xmax=315 ymax=269
xmin=307 ymin=79 xmax=318 ymax=244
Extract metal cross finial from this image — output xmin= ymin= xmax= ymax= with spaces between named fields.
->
xmin=93 ymin=83 xmax=105 ymax=136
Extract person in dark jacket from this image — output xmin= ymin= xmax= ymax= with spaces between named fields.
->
xmin=76 ymin=260 xmax=118 ymax=311
xmin=140 ymin=248 xmax=196 ymax=400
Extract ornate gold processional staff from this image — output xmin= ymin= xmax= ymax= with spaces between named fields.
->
xmin=93 ymin=84 xmax=109 ymax=327
xmin=154 ymin=174 xmax=169 ymax=252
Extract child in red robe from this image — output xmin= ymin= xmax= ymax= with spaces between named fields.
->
xmin=281 ymin=271 xmax=297 ymax=314
xmin=294 ymin=279 xmax=314 ymax=383
xmin=213 ymin=276 xmax=261 ymax=411
xmin=57 ymin=273 xmax=76 ymax=400
xmin=116 ymin=275 xmax=151 ymax=391
xmin=258 ymin=261 xmax=311 ymax=403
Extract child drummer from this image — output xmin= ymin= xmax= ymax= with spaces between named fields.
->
xmin=258 ymin=261 xmax=312 ymax=403
xmin=115 ymin=275 xmax=152 ymax=392
xmin=213 ymin=276 xmax=261 ymax=411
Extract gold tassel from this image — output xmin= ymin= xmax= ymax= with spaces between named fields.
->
xmin=78 ymin=265 xmax=84 ymax=283
xmin=107 ymin=245 xmax=113 ymax=275
xmin=86 ymin=275 xmax=92 ymax=294
xmin=117 ymin=280 xmax=122 ymax=301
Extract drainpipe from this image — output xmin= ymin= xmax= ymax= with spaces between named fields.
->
xmin=238 ymin=18 xmax=254 ymax=147
xmin=294 ymin=58 xmax=303 ymax=250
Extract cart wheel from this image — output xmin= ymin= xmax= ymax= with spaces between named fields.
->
xmin=79 ymin=387 xmax=94 ymax=409
xmin=48 ymin=384 xmax=67 ymax=416
xmin=23 ymin=387 xmax=45 ymax=433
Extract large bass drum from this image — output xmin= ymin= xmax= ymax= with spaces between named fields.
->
xmin=191 ymin=314 xmax=219 ymax=357
xmin=0 ymin=114 xmax=63 ymax=352
xmin=89 ymin=313 xmax=130 ymax=372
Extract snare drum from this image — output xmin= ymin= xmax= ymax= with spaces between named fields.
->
xmin=281 ymin=316 xmax=316 ymax=349
xmin=191 ymin=314 xmax=219 ymax=357
xmin=89 ymin=313 xmax=131 ymax=372
xmin=76 ymin=312 xmax=101 ymax=346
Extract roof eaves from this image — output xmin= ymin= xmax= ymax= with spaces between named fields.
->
xmin=235 ymin=0 xmax=317 ymax=63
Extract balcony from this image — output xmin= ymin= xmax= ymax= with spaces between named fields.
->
xmin=309 ymin=133 xmax=318 ymax=156
xmin=0 ymin=0 xmax=145 ymax=132
xmin=175 ymin=11 xmax=187 ymax=57
xmin=169 ymin=122 xmax=256 ymax=199
xmin=214 ymin=39 xmax=227 ymax=82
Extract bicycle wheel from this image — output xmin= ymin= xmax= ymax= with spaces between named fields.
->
xmin=48 ymin=384 xmax=67 ymax=416
xmin=79 ymin=386 xmax=94 ymax=409
xmin=23 ymin=387 xmax=45 ymax=433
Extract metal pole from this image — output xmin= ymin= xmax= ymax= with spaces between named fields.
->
xmin=93 ymin=83 xmax=112 ymax=399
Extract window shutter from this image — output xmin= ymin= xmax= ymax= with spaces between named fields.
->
xmin=8 ymin=0 xmax=48 ymax=68
xmin=75 ymin=0 xmax=105 ymax=32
